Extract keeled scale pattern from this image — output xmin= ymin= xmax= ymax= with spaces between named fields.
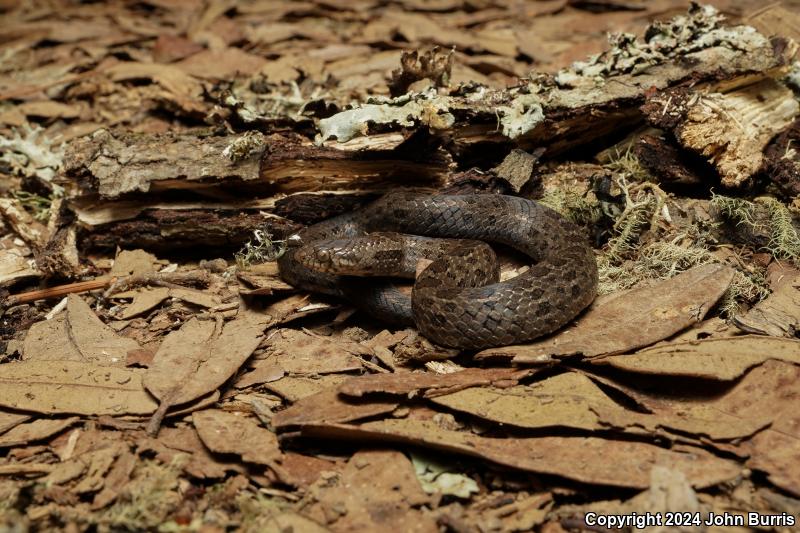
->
xmin=279 ymin=192 xmax=598 ymax=349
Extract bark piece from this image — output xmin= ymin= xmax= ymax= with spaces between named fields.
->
xmin=319 ymin=6 xmax=796 ymax=154
xmin=762 ymin=117 xmax=800 ymax=197
xmin=491 ymin=149 xmax=538 ymax=192
xmin=642 ymin=80 xmax=799 ymax=187
xmin=63 ymin=129 xmax=260 ymax=199
xmin=0 ymin=360 xmax=157 ymax=415
xmin=78 ymin=206 xmax=297 ymax=252
xmin=634 ymin=134 xmax=707 ymax=187
xmin=477 ymin=263 xmax=734 ymax=362
xmin=299 ymin=418 xmax=741 ymax=490
xmin=596 ymin=335 xmax=800 ymax=380
xmin=260 ymin=132 xmax=449 ymax=193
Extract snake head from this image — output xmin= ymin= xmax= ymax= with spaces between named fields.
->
xmin=294 ymin=239 xmax=359 ymax=274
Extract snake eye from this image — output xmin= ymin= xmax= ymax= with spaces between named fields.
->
xmin=317 ymin=249 xmax=330 ymax=263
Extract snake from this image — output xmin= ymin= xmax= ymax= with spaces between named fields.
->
xmin=278 ymin=192 xmax=598 ymax=349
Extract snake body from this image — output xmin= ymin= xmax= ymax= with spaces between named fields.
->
xmin=278 ymin=192 xmax=598 ymax=349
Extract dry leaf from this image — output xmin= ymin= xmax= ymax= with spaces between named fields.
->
xmin=0 ymin=417 xmax=79 ymax=448
xmin=299 ymin=418 xmax=741 ymax=489
xmin=233 ymin=362 xmax=285 ymax=389
xmin=302 ymin=450 xmax=435 ymax=532
xmin=271 ymin=387 xmax=398 ymax=429
xmin=339 ymin=367 xmax=533 ymax=399
xmin=192 ymin=409 xmax=281 ymax=466
xmin=264 ymin=375 xmax=351 ymax=402
xmin=23 ymin=294 xmax=142 ymax=365
xmin=477 ymin=264 xmax=735 ymax=362
xmin=260 ymin=329 xmax=367 ymax=375
xmin=144 ymin=310 xmax=267 ymax=408
xmin=0 ymin=360 xmax=157 ymax=415
xmin=596 ymin=335 xmax=800 ymax=380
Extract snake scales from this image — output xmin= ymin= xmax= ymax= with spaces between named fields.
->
xmin=278 ymin=192 xmax=598 ymax=349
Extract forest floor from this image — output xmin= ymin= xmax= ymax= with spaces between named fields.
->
xmin=2 ymin=0 xmax=800 ymax=531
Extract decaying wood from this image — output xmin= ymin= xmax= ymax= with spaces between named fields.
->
xmin=317 ymin=6 xmax=797 ymax=155
xmin=642 ymin=79 xmax=800 ymax=187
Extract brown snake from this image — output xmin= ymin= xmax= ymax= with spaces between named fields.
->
xmin=278 ymin=192 xmax=598 ymax=349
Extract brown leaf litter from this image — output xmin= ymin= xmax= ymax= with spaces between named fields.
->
xmin=2 ymin=1 xmax=800 ymax=530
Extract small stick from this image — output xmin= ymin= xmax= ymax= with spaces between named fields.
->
xmin=6 ymin=277 xmax=115 ymax=306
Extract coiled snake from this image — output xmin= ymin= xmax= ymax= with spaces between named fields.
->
xmin=278 ymin=192 xmax=598 ymax=349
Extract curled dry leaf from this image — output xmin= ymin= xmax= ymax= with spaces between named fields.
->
xmin=431 ymin=371 xmax=770 ymax=441
xmin=298 ymin=418 xmax=741 ymax=490
xmin=0 ymin=410 xmax=31 ymax=434
xmin=735 ymin=361 xmax=800 ymax=497
xmin=596 ymin=335 xmax=800 ymax=380
xmin=733 ymin=268 xmax=800 ymax=337
xmin=338 ymin=367 xmax=534 ymax=398
xmin=477 ymin=263 xmax=735 ymax=363
xmin=271 ymin=387 xmax=398 ymax=429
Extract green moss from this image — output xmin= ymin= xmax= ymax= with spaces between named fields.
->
xmin=99 ymin=458 xmax=184 ymax=530
xmin=11 ymin=190 xmax=52 ymax=222
xmin=604 ymin=146 xmax=652 ymax=183
xmin=711 ymin=194 xmax=800 ymax=264
xmin=760 ymin=197 xmax=800 ymax=262
xmin=538 ymin=188 xmax=602 ymax=227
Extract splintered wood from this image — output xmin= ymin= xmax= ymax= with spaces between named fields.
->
xmin=2 ymin=0 xmax=800 ymax=530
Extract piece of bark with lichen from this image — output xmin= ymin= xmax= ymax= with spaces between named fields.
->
xmin=317 ymin=6 xmax=797 ymax=158
xmin=64 ymin=129 xmax=450 ymax=201
xmin=762 ymin=117 xmax=800 ymax=198
xmin=641 ymin=79 xmax=799 ymax=189
xmin=62 ymin=129 xmax=264 ymax=199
